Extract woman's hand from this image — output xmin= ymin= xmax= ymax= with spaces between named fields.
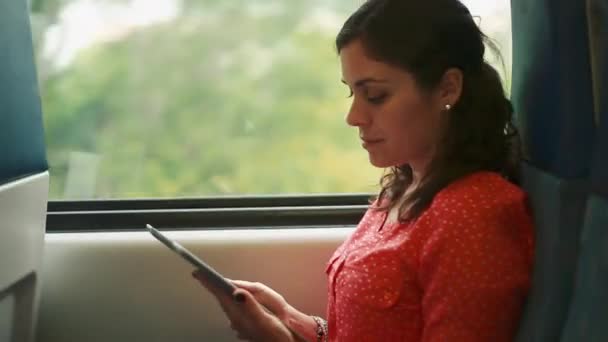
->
xmin=192 ymin=271 xmax=299 ymax=342
xmin=229 ymin=279 xmax=292 ymax=321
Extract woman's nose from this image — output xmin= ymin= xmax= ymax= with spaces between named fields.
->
xmin=345 ymin=102 xmax=370 ymax=127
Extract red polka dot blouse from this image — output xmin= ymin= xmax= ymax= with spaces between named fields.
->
xmin=325 ymin=171 xmax=534 ymax=341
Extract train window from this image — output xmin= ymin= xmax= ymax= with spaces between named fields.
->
xmin=30 ymin=0 xmax=511 ymax=200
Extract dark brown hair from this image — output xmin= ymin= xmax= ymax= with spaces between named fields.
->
xmin=336 ymin=0 xmax=521 ymax=222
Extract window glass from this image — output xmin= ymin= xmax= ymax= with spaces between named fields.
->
xmin=30 ymin=0 xmax=511 ymax=199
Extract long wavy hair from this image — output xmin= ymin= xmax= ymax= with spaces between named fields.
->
xmin=336 ymin=0 xmax=521 ymax=222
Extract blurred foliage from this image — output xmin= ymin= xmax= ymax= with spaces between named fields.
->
xmin=33 ymin=0 xmax=510 ymax=199
xmin=37 ymin=0 xmax=381 ymax=198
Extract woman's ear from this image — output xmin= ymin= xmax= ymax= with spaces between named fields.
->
xmin=437 ymin=68 xmax=463 ymax=109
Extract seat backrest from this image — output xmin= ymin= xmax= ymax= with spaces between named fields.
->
xmin=0 ymin=0 xmax=47 ymax=181
xmin=560 ymin=5 xmax=608 ymax=335
xmin=510 ymin=0 xmax=597 ymax=340
xmin=560 ymin=135 xmax=608 ymax=341
xmin=0 ymin=0 xmax=49 ymax=341
xmin=515 ymin=166 xmax=588 ymax=342
xmin=559 ymin=195 xmax=608 ymax=342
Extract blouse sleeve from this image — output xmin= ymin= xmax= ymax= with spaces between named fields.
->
xmin=418 ymin=193 xmax=533 ymax=342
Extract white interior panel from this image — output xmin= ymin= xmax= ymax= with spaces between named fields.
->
xmin=0 ymin=172 xmax=49 ymax=342
xmin=0 ymin=173 xmax=49 ymax=290
xmin=37 ymin=227 xmax=352 ymax=342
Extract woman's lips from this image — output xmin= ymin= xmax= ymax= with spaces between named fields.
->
xmin=361 ymin=137 xmax=384 ymax=149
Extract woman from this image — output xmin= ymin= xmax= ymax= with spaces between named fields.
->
xmin=193 ymin=0 xmax=535 ymax=340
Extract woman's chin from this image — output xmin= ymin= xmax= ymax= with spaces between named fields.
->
xmin=368 ymin=155 xmax=393 ymax=168
xmin=368 ymin=153 xmax=409 ymax=169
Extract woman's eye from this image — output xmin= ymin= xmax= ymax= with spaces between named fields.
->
xmin=346 ymin=89 xmax=354 ymax=98
xmin=367 ymin=93 xmax=387 ymax=104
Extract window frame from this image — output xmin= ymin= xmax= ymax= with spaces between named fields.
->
xmin=46 ymin=193 xmax=371 ymax=232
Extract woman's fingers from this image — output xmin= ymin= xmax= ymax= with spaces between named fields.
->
xmin=229 ymin=280 xmax=288 ymax=318
xmin=225 ymin=290 xmax=283 ymax=341
xmin=230 ymin=280 xmax=267 ymax=294
xmin=232 ymin=289 xmax=267 ymax=317
xmin=230 ymin=321 xmax=250 ymax=340
xmin=193 ymin=274 xmax=292 ymax=342
xmin=217 ymin=289 xmax=267 ymax=329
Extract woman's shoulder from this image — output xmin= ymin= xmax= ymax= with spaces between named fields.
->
xmin=418 ymin=171 xmax=535 ymax=271
xmin=436 ymin=171 xmax=525 ymax=203
xmin=428 ymin=171 xmax=529 ymax=221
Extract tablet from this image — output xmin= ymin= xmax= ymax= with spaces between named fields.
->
xmin=145 ymin=224 xmax=236 ymax=297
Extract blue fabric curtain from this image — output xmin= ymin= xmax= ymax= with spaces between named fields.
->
xmin=590 ymin=93 xmax=607 ymax=198
xmin=0 ymin=0 xmax=47 ymax=186
xmin=588 ymin=0 xmax=608 ymax=198
xmin=511 ymin=0 xmax=596 ymax=179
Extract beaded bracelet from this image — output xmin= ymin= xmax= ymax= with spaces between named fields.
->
xmin=311 ymin=316 xmax=328 ymax=342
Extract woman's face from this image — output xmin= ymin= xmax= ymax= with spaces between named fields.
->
xmin=340 ymin=39 xmax=459 ymax=172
